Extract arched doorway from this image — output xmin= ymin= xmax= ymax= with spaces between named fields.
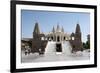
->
xmin=51 ymin=36 xmax=53 ymax=40
xmin=57 ymin=36 xmax=60 ymax=42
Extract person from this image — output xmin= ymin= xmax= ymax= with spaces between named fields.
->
xmin=39 ymin=48 xmax=43 ymax=55
xmin=25 ymin=49 xmax=28 ymax=55
xmin=24 ymin=46 xmax=30 ymax=55
xmin=27 ymin=47 xmax=31 ymax=54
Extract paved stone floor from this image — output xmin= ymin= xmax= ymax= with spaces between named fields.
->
xmin=21 ymin=50 xmax=90 ymax=63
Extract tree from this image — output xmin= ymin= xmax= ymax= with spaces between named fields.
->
xmin=83 ymin=34 xmax=90 ymax=49
xmin=83 ymin=41 xmax=90 ymax=49
xmin=86 ymin=41 xmax=90 ymax=49
xmin=83 ymin=42 xmax=86 ymax=49
xmin=28 ymin=41 xmax=32 ymax=48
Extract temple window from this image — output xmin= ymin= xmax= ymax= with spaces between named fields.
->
xmin=41 ymin=37 xmax=44 ymax=40
xmin=51 ymin=36 xmax=53 ymax=40
xmin=72 ymin=37 xmax=74 ymax=40
xmin=45 ymin=38 xmax=47 ymax=40
xmin=49 ymin=38 xmax=51 ymax=41
xmin=48 ymin=37 xmax=49 ymax=40
xmin=64 ymin=37 xmax=66 ymax=40
xmin=57 ymin=36 xmax=60 ymax=42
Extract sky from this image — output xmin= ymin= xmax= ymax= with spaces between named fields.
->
xmin=21 ymin=10 xmax=90 ymax=42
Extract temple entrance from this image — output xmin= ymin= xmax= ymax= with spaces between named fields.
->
xmin=56 ymin=43 xmax=62 ymax=52
xmin=57 ymin=36 xmax=60 ymax=42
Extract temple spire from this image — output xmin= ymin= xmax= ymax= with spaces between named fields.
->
xmin=75 ymin=23 xmax=81 ymax=33
xmin=57 ymin=24 xmax=60 ymax=30
xmin=56 ymin=23 xmax=60 ymax=32
xmin=52 ymin=26 xmax=55 ymax=33
xmin=75 ymin=23 xmax=81 ymax=41
xmin=61 ymin=26 xmax=64 ymax=32
xmin=33 ymin=22 xmax=40 ymax=34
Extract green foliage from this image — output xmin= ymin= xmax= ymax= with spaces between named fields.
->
xmin=27 ymin=41 xmax=32 ymax=48
xmin=86 ymin=41 xmax=90 ymax=49
xmin=83 ymin=40 xmax=90 ymax=49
